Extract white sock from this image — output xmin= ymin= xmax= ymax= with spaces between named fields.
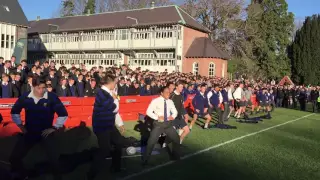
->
xmin=180 ymin=139 xmax=183 ymax=144
xmin=189 ymin=125 xmax=193 ymax=130
xmin=204 ymin=123 xmax=209 ymax=128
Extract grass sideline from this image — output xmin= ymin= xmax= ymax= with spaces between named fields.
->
xmin=0 ymin=108 xmax=319 ymax=180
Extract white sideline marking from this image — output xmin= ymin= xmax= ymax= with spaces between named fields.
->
xmin=120 ymin=113 xmax=315 ymax=180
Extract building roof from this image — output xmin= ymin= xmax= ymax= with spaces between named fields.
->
xmin=185 ymin=37 xmax=230 ymax=60
xmin=0 ymin=0 xmax=28 ymax=27
xmin=28 ymin=5 xmax=210 ymax=34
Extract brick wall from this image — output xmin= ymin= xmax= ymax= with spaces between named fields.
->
xmin=182 ymin=27 xmax=208 ymax=73
xmin=182 ymin=27 xmax=228 ymax=78
xmin=184 ymin=58 xmax=228 ymax=78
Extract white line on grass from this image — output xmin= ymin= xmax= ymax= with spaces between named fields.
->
xmin=120 ymin=113 xmax=315 ymax=180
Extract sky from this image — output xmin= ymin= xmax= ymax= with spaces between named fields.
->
xmin=18 ymin=0 xmax=320 ymax=21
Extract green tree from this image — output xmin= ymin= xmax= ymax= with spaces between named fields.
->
xmin=84 ymin=0 xmax=96 ymax=14
xmin=247 ymin=0 xmax=294 ymax=79
xmin=290 ymin=15 xmax=320 ymax=85
xmin=61 ymin=0 xmax=75 ymax=17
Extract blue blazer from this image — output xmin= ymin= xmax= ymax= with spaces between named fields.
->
xmin=210 ymin=91 xmax=220 ymax=107
xmin=192 ymin=92 xmax=209 ymax=114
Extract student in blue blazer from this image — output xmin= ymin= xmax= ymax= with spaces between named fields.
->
xmin=189 ymin=84 xmax=212 ymax=130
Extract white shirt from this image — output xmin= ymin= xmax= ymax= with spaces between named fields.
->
xmin=101 ymin=85 xmax=123 ymax=127
xmin=228 ymin=88 xmax=234 ymax=100
xmin=146 ymin=96 xmax=177 ymax=121
xmin=101 ymin=85 xmax=119 ymax=113
xmin=233 ymin=87 xmax=243 ymax=100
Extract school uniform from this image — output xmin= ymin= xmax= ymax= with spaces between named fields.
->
xmin=192 ymin=92 xmax=209 ymax=117
xmin=56 ymin=85 xmax=70 ymax=97
xmin=221 ymin=89 xmax=229 ymax=121
xmin=209 ymin=90 xmax=223 ymax=124
xmin=144 ymin=96 xmax=180 ymax=164
xmin=10 ymin=91 xmax=68 ymax=180
xmin=21 ymin=83 xmax=32 ymax=95
xmin=76 ymin=81 xmax=85 ymax=97
xmin=89 ymin=86 xmax=124 ymax=177
xmin=0 ymin=82 xmax=13 ymax=98
xmin=85 ymin=86 xmax=98 ymax=97
xmin=117 ymin=83 xmax=128 ymax=96
xmin=67 ymin=84 xmax=79 ymax=97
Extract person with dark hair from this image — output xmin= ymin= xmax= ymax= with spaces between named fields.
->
xmin=117 ymin=77 xmax=128 ymax=96
xmin=10 ymin=77 xmax=68 ymax=180
xmin=0 ymin=60 xmax=12 ymax=79
xmin=47 ymin=84 xmax=53 ymax=93
xmin=67 ymin=77 xmax=79 ymax=97
xmin=21 ymin=75 xmax=34 ymax=95
xmin=129 ymin=81 xmax=140 ymax=95
xmin=143 ymin=86 xmax=180 ymax=165
xmin=11 ymin=72 xmax=22 ymax=98
xmin=0 ymin=74 xmax=13 ymax=98
xmin=208 ymin=84 xmax=223 ymax=125
xmin=56 ymin=79 xmax=69 ymax=97
xmin=84 ymin=79 xmax=98 ymax=97
xmin=170 ymin=81 xmax=190 ymax=144
xmin=0 ymin=56 xmax=4 ymax=66
xmin=189 ymin=84 xmax=212 ymax=129
xmin=76 ymin=74 xmax=85 ymax=97
xmin=88 ymin=74 xmax=124 ymax=179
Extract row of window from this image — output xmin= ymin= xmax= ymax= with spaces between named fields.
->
xmin=135 ymin=53 xmax=174 ymax=59
xmin=38 ymin=30 xmax=181 ymax=43
xmin=193 ymin=62 xmax=216 ymax=77
xmin=49 ymin=59 xmax=116 ymax=66
xmin=129 ymin=59 xmax=176 ymax=66
xmin=1 ymin=34 xmax=14 ymax=49
xmin=53 ymin=54 xmax=120 ymax=59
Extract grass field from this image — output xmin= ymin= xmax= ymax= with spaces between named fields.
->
xmin=0 ymin=108 xmax=320 ymax=180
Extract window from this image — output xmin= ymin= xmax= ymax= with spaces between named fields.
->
xmin=10 ymin=36 xmax=14 ymax=48
xmin=208 ymin=63 xmax=215 ymax=77
xmin=193 ymin=62 xmax=199 ymax=75
xmin=1 ymin=34 xmax=4 ymax=48
xmin=120 ymin=30 xmax=128 ymax=40
xmin=222 ymin=63 xmax=225 ymax=78
xmin=5 ymin=35 xmax=9 ymax=48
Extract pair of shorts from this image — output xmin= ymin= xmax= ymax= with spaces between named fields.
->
xmin=172 ymin=116 xmax=188 ymax=129
xmin=236 ymin=101 xmax=245 ymax=108
xmin=260 ymin=101 xmax=269 ymax=107
xmin=194 ymin=112 xmax=209 ymax=118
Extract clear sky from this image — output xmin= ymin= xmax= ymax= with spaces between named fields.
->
xmin=18 ymin=0 xmax=320 ymax=21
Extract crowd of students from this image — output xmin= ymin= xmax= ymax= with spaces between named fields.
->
xmin=0 ymin=55 xmax=320 ymax=114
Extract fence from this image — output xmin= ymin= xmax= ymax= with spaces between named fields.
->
xmin=0 ymin=96 xmax=157 ymax=128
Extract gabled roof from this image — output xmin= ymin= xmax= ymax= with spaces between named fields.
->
xmin=28 ymin=5 xmax=210 ymax=34
xmin=185 ymin=37 xmax=230 ymax=60
xmin=0 ymin=0 xmax=28 ymax=27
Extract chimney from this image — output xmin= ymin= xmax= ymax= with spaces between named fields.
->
xmin=36 ymin=16 xmax=40 ymax=21
xmin=151 ymin=2 xmax=155 ymax=9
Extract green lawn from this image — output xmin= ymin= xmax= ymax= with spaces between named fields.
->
xmin=0 ymin=108 xmax=320 ymax=180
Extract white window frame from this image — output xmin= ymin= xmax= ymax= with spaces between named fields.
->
xmin=208 ymin=62 xmax=216 ymax=77
xmin=193 ymin=62 xmax=199 ymax=75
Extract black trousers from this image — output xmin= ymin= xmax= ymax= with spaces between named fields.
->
xmin=143 ymin=121 xmax=180 ymax=162
xmin=299 ymin=100 xmax=306 ymax=111
xmin=312 ymin=100 xmax=318 ymax=112
xmin=89 ymin=127 xmax=124 ymax=177
xmin=222 ymin=102 xmax=229 ymax=121
xmin=9 ymin=132 xmax=61 ymax=180
xmin=209 ymin=106 xmax=223 ymax=124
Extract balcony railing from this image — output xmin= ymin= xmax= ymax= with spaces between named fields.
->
xmin=28 ymin=29 xmax=181 ymax=52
